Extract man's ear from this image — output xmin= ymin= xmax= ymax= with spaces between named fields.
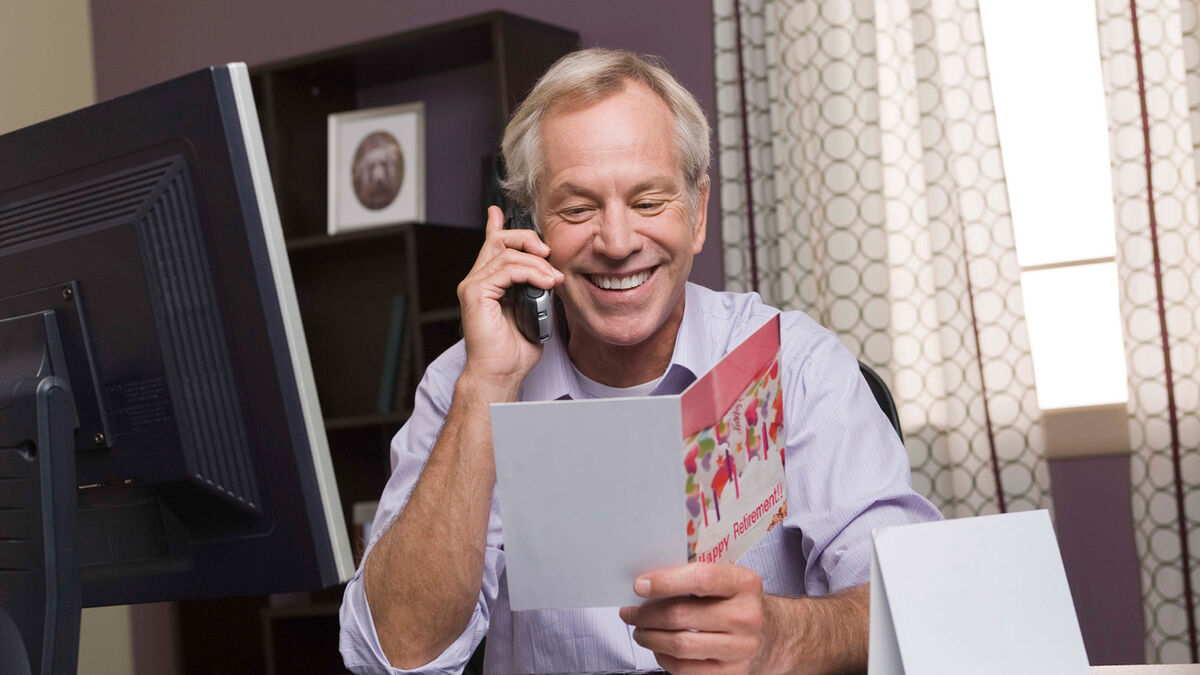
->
xmin=691 ymin=175 xmax=710 ymax=254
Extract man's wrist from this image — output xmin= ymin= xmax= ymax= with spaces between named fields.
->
xmin=758 ymin=594 xmax=795 ymax=675
xmin=455 ymin=367 xmax=523 ymax=404
xmin=758 ymin=587 xmax=870 ymax=675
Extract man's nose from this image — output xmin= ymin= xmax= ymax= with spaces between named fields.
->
xmin=593 ymin=207 xmax=642 ymax=259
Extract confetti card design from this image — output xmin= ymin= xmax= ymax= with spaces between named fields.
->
xmin=680 ymin=315 xmax=785 ymax=564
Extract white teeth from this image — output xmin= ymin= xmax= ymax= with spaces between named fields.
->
xmin=591 ymin=270 xmax=651 ymax=290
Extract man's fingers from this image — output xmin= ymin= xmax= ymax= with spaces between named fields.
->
xmin=467 ymin=248 xmax=561 ymax=292
xmin=621 ymin=567 xmax=769 ymax=675
xmin=471 ymin=232 xmax=550 ymax=274
xmin=479 ymin=206 xmax=550 ymax=258
xmin=493 ymin=227 xmax=551 ymax=256
xmin=649 ymin=653 xmax=743 ymax=675
xmin=635 ymin=563 xmax=761 ymax=600
xmin=632 ymin=627 xmax=759 ymax=663
xmin=484 ymin=204 xmax=505 ymax=234
xmin=651 ymin=653 xmax=738 ymax=675
xmin=620 ymin=597 xmax=727 ymax=632
xmin=458 ymin=263 xmax=560 ymax=310
xmin=621 ymin=596 xmax=765 ymax=638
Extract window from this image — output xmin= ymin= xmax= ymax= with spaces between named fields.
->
xmin=979 ymin=0 xmax=1128 ymax=410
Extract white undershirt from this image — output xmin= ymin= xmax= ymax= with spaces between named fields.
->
xmin=570 ymin=363 xmax=664 ymax=400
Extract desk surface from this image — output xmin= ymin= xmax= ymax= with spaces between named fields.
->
xmin=1099 ymin=662 xmax=1200 ymax=667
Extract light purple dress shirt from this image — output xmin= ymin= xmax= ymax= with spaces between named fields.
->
xmin=340 ymin=283 xmax=942 ymax=674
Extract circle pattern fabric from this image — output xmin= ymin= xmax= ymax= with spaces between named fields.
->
xmin=1097 ymin=0 xmax=1200 ymax=662
xmin=714 ymin=0 xmax=1047 ymax=520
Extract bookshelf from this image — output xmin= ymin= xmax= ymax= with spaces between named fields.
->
xmin=284 ymin=222 xmax=483 ymax=418
xmin=175 ymin=12 xmax=578 ymax=674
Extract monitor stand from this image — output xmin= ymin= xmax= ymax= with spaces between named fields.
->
xmin=0 ymin=310 xmax=82 ymax=675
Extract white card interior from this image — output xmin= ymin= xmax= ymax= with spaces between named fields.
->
xmin=491 ymin=396 xmax=688 ymax=610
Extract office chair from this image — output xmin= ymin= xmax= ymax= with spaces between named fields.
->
xmin=859 ymin=361 xmax=903 ymax=442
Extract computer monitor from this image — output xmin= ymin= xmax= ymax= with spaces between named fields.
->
xmin=0 ymin=63 xmax=354 ymax=674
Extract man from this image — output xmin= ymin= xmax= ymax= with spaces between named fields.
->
xmin=340 ymin=48 xmax=940 ymax=674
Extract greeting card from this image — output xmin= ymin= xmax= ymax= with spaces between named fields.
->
xmin=491 ymin=316 xmax=785 ymax=610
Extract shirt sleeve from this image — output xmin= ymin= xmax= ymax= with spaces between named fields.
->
xmin=779 ymin=316 xmax=943 ymax=595
xmin=339 ymin=347 xmax=506 ymax=674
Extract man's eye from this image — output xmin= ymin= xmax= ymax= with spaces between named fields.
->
xmin=562 ymin=207 xmax=593 ymax=218
xmin=635 ymin=201 xmax=665 ymax=211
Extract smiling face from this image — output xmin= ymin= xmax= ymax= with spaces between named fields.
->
xmin=537 ymin=80 xmax=708 ymax=383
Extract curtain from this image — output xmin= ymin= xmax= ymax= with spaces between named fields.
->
xmin=713 ymin=0 xmax=1048 ymax=519
xmin=1096 ymin=0 xmax=1200 ymax=662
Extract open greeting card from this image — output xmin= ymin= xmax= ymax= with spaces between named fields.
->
xmin=491 ymin=316 xmax=786 ymax=610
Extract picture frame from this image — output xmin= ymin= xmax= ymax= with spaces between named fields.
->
xmin=327 ymin=102 xmax=425 ymax=234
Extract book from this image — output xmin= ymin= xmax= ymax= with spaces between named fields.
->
xmin=377 ymin=295 xmax=409 ymax=414
xmin=490 ymin=315 xmax=785 ymax=610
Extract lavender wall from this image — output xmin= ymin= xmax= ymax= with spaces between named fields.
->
xmin=89 ymin=0 xmax=724 ymax=288
xmin=1049 ymin=455 xmax=1145 ymax=665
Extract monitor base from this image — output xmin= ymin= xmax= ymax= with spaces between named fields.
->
xmin=0 ymin=310 xmax=82 ymax=675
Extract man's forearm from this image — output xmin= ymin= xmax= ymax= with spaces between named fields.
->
xmin=762 ymin=584 xmax=870 ymax=675
xmin=364 ymin=376 xmax=510 ymax=669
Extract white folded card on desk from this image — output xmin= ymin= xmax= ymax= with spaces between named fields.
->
xmin=869 ymin=510 xmax=1090 ymax=675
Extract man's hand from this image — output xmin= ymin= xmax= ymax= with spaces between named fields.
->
xmin=619 ymin=563 xmax=777 ymax=675
xmin=620 ymin=565 xmax=871 ymax=675
xmin=457 ymin=205 xmax=563 ymax=396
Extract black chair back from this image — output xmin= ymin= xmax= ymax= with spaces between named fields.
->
xmin=859 ymin=361 xmax=902 ymax=442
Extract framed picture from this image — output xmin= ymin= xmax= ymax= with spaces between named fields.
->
xmin=327 ymin=102 xmax=425 ymax=234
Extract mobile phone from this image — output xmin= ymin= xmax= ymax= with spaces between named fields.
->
xmin=503 ymin=209 xmax=554 ymax=343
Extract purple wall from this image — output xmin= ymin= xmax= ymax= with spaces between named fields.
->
xmin=1049 ymin=455 xmax=1146 ymax=665
xmin=89 ymin=0 xmax=725 ymax=288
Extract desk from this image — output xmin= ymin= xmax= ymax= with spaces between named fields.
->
xmin=1094 ymin=662 xmax=1200 ymax=667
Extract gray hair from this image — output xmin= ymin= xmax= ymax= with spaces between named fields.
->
xmin=499 ymin=48 xmax=711 ymax=221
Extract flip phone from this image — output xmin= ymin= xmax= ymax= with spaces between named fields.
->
xmin=503 ymin=209 xmax=554 ymax=343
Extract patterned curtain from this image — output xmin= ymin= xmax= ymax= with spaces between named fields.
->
xmin=1096 ymin=0 xmax=1200 ymax=662
xmin=712 ymin=0 xmax=1048 ymax=518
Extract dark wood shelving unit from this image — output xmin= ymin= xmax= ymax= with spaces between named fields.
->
xmin=176 ymin=12 xmax=578 ymax=675
xmin=261 ymin=603 xmax=345 ymax=675
xmin=285 ymin=221 xmax=483 ymax=418
xmin=251 ymin=11 xmax=579 ymax=238
xmin=283 ymin=221 xmax=422 ymax=254
xmin=324 ymin=410 xmax=413 ymax=432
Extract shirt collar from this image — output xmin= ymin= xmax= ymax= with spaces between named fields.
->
xmin=522 ymin=282 xmax=706 ymax=401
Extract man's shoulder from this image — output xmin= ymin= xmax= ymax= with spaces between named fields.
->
xmin=686 ymin=283 xmax=832 ymax=350
xmin=685 ymin=284 xmax=855 ymax=400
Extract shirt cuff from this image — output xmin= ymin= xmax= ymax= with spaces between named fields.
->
xmin=823 ymin=537 xmax=873 ymax=593
xmin=340 ymin=568 xmax=487 ymax=674
xmin=821 ymin=497 xmax=943 ymax=593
